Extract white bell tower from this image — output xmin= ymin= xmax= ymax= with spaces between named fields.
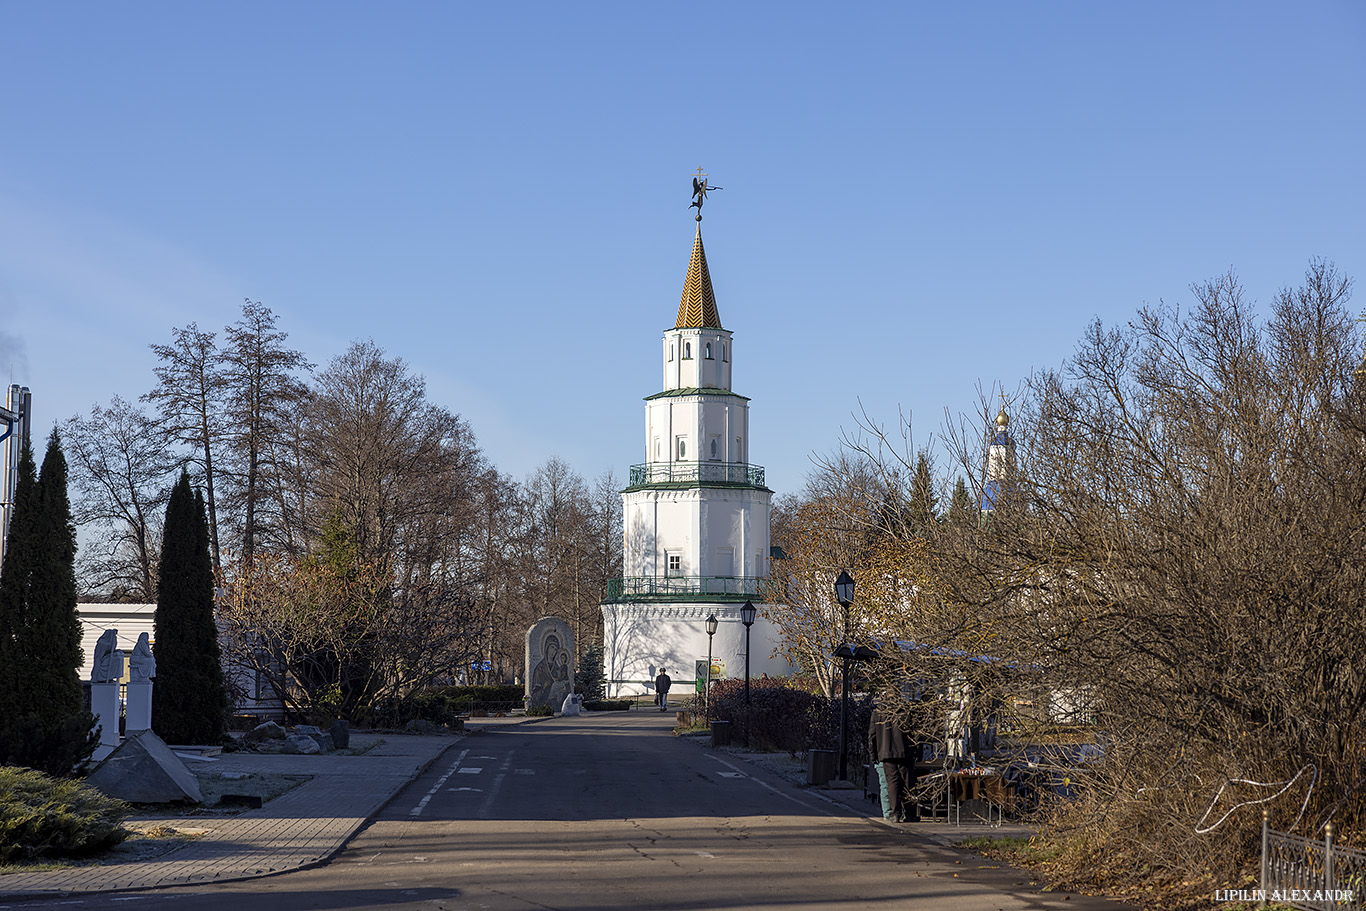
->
xmin=601 ymin=175 xmax=791 ymax=697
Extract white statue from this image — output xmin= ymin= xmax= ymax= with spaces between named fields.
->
xmin=91 ymin=629 xmax=121 ymax=683
xmin=129 ymin=632 xmax=156 ymax=681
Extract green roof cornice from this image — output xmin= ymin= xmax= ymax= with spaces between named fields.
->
xmin=644 ymin=387 xmax=750 ymax=402
xmin=622 ymin=480 xmax=773 ymax=494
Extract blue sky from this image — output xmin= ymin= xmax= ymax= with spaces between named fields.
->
xmin=2 ymin=2 xmax=1363 ymax=499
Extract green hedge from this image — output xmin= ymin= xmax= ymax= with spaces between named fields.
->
xmin=0 ymin=766 xmax=128 ymax=862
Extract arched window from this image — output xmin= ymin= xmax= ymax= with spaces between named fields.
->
xmin=683 ymin=342 xmax=692 ymax=359
xmin=722 ymin=343 xmax=728 ymax=362
xmin=668 ymin=343 xmax=674 ymax=362
xmin=705 ymin=342 xmax=713 ymax=359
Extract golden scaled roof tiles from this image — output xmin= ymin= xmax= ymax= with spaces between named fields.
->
xmin=675 ymin=228 xmax=721 ymax=329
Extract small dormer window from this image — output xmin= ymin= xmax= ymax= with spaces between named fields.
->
xmin=683 ymin=342 xmax=692 ymax=359
xmin=705 ymin=342 xmax=713 ymax=359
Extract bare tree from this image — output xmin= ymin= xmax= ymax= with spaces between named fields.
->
xmin=521 ymin=457 xmax=595 ymax=644
xmin=767 ymin=452 xmax=905 ymax=696
xmin=144 ymin=323 xmax=225 ymax=573
xmin=63 ymin=397 xmax=176 ymax=600
xmin=939 ymin=262 xmax=1364 ymax=891
xmin=219 ymin=300 xmax=311 ymax=564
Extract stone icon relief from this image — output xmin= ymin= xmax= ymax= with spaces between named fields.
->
xmin=525 ymin=617 xmax=574 ymax=711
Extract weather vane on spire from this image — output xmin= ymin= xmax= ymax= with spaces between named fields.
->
xmin=690 ymin=166 xmax=722 ymax=221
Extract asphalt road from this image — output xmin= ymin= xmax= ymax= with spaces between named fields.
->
xmin=8 ymin=712 xmax=1127 ymax=910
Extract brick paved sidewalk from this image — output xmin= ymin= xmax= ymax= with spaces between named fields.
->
xmin=0 ymin=727 xmax=494 ymax=899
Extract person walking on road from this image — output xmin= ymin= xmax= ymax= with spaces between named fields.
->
xmin=655 ymin=668 xmax=672 ymax=711
xmin=869 ymin=697 xmax=920 ymax=822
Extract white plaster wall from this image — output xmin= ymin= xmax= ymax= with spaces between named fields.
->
xmin=661 ymin=328 xmax=733 ymax=392
xmin=645 ymin=395 xmax=749 ymax=465
xmin=624 ymin=487 xmax=771 ymax=579
xmin=600 ymin=603 xmax=794 ymax=697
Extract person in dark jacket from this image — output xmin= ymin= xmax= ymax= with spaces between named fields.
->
xmin=868 ymin=699 xmax=920 ymax=822
xmin=655 ymin=668 xmax=672 ymax=711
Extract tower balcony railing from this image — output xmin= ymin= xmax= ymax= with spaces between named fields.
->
xmin=603 ymin=575 xmax=776 ymax=603
xmin=627 ymin=460 xmax=766 ymax=488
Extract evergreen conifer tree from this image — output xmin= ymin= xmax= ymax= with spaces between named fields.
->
xmin=0 ymin=442 xmax=38 ymax=701
xmin=0 ymin=433 xmax=99 ymax=773
xmin=907 ymin=450 xmax=940 ymax=534
xmin=947 ymin=477 xmax=974 ymax=526
xmin=28 ymin=432 xmax=84 ymax=717
xmin=574 ymin=642 xmax=606 ymax=702
xmin=152 ymin=471 xmax=228 ymax=744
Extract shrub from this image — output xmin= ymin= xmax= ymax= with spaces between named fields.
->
xmin=706 ymin=678 xmax=874 ymax=767
xmin=525 ymin=705 xmax=554 ymax=717
xmin=0 ymin=713 xmax=101 ymax=778
xmin=0 ymin=766 xmax=128 ymax=862
xmin=436 ymin=685 xmax=524 ymax=713
xmin=358 ymin=689 xmax=470 ymax=729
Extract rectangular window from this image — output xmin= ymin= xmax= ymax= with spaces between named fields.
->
xmin=666 ymin=552 xmax=681 ymax=576
xmin=676 ymin=436 xmax=687 ymax=460
xmin=668 ymin=343 xmax=674 ymax=362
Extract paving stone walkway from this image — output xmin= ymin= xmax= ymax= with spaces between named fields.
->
xmin=0 ymin=727 xmax=489 ymax=899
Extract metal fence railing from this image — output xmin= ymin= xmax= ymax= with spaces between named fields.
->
xmin=628 ymin=461 xmax=766 ymax=488
xmin=1262 ymin=813 xmax=1365 ymax=909
xmin=602 ymin=575 xmax=774 ymax=602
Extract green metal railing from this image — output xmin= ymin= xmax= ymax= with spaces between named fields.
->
xmin=628 ymin=461 xmax=766 ymax=487
xmin=603 ymin=575 xmax=774 ymax=602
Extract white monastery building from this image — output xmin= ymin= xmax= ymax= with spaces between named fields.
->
xmin=601 ymin=194 xmax=793 ymax=696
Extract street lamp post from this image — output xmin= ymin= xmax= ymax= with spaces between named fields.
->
xmin=705 ymin=613 xmax=718 ymax=720
xmin=834 ymin=571 xmax=856 ymax=781
xmin=739 ymin=601 xmax=757 ymax=747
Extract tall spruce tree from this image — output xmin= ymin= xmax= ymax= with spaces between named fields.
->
xmin=907 ymin=450 xmax=940 ymax=535
xmin=0 ymin=433 xmax=98 ymax=774
xmin=947 ymin=477 xmax=974 ymax=526
xmin=152 ymin=471 xmax=227 ymax=744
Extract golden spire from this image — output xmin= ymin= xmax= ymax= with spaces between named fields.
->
xmin=676 ymin=224 xmax=722 ymax=329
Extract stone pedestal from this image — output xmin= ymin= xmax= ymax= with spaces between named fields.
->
xmin=91 ymin=682 xmax=121 ymax=761
xmin=125 ymin=681 xmax=152 ymax=732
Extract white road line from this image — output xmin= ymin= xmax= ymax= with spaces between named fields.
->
xmin=706 ymin=754 xmax=848 ymax=818
xmin=409 ymin=748 xmax=470 ymax=817
xmin=477 ymin=751 xmax=514 ymax=819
